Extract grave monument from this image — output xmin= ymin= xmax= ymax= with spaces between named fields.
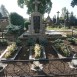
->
xmin=19 ymin=0 xmax=65 ymax=41
xmin=29 ymin=0 xmax=44 ymax=34
xmin=19 ymin=0 xmax=46 ymax=42
xmin=19 ymin=0 xmax=46 ymax=71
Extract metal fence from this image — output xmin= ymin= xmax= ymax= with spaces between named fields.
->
xmin=0 ymin=58 xmax=77 ymax=77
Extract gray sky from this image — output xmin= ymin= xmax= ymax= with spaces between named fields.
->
xmin=0 ymin=0 xmax=77 ymax=18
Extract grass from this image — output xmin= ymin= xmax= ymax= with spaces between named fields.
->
xmin=46 ymin=25 xmax=77 ymax=31
xmin=46 ymin=26 xmax=77 ymax=37
xmin=46 ymin=26 xmax=71 ymax=31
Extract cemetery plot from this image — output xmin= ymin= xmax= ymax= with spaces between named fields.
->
xmin=29 ymin=44 xmax=46 ymax=60
xmin=52 ymin=39 xmax=72 ymax=58
xmin=0 ymin=43 xmax=22 ymax=60
xmin=1 ymin=0 xmax=77 ymax=76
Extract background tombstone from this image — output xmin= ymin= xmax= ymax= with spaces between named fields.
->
xmin=56 ymin=11 xmax=60 ymax=25
xmin=66 ymin=10 xmax=70 ymax=27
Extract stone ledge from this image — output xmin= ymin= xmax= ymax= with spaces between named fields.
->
xmin=0 ymin=46 xmax=22 ymax=60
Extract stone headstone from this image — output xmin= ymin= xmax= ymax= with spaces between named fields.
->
xmin=19 ymin=0 xmax=46 ymax=40
xmin=29 ymin=12 xmax=44 ymax=34
xmin=29 ymin=0 xmax=45 ymax=34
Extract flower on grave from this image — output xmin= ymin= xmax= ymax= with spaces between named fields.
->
xmin=7 ymin=43 xmax=17 ymax=52
xmin=34 ymin=44 xmax=41 ymax=58
xmin=4 ymin=43 xmax=17 ymax=58
xmin=4 ymin=51 xmax=11 ymax=58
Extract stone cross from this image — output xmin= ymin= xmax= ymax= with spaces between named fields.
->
xmin=66 ymin=11 xmax=70 ymax=20
xmin=66 ymin=10 xmax=70 ymax=26
xmin=33 ymin=0 xmax=40 ymax=12
xmin=56 ymin=11 xmax=60 ymax=24
xmin=57 ymin=11 xmax=60 ymax=17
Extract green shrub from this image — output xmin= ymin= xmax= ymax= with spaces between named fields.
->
xmin=67 ymin=37 xmax=77 ymax=44
xmin=53 ymin=39 xmax=63 ymax=44
xmin=16 ymin=39 xmax=22 ymax=46
xmin=39 ymin=39 xmax=48 ymax=46
xmin=27 ymin=38 xmax=35 ymax=46
xmin=0 ymin=39 xmax=8 ymax=46
xmin=53 ymin=39 xmax=70 ymax=57
xmin=24 ymin=21 xmax=30 ymax=30
xmin=60 ymin=44 xmax=70 ymax=57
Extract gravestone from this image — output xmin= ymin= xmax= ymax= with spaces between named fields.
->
xmin=56 ymin=11 xmax=60 ymax=25
xmin=19 ymin=0 xmax=46 ymax=41
xmin=29 ymin=0 xmax=45 ymax=34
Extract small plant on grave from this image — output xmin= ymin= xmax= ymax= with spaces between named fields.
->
xmin=39 ymin=39 xmax=48 ymax=46
xmin=53 ymin=39 xmax=63 ymax=44
xmin=27 ymin=38 xmax=35 ymax=46
xmin=4 ymin=43 xmax=17 ymax=58
xmin=60 ymin=44 xmax=71 ymax=57
xmin=53 ymin=39 xmax=71 ymax=57
xmin=54 ymin=43 xmax=63 ymax=54
xmin=15 ymin=39 xmax=22 ymax=46
xmin=53 ymin=39 xmax=64 ymax=50
xmin=67 ymin=37 xmax=77 ymax=45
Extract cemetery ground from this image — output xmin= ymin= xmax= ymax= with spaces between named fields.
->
xmin=0 ymin=28 xmax=77 ymax=76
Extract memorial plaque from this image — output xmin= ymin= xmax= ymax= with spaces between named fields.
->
xmin=33 ymin=16 xmax=40 ymax=33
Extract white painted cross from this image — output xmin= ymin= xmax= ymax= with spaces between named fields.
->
xmin=33 ymin=0 xmax=40 ymax=12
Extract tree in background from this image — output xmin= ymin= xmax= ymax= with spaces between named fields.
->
xmin=0 ymin=5 xmax=8 ymax=17
xmin=71 ymin=0 xmax=77 ymax=7
xmin=10 ymin=12 xmax=24 ymax=28
xmin=61 ymin=7 xmax=67 ymax=20
xmin=60 ymin=7 xmax=71 ymax=28
xmin=17 ymin=0 xmax=52 ymax=14
xmin=0 ymin=13 xmax=2 ymax=18
xmin=69 ymin=12 xmax=76 ymax=26
xmin=71 ymin=0 xmax=77 ymax=26
xmin=7 ymin=12 xmax=25 ymax=36
xmin=70 ymin=0 xmax=77 ymax=27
